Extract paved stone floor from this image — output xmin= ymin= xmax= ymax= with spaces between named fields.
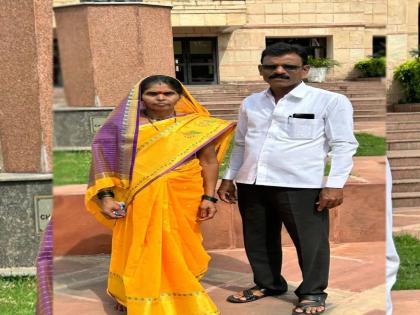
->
xmin=54 ymin=242 xmax=387 ymax=315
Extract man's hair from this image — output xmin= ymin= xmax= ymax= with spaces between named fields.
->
xmin=140 ymin=75 xmax=183 ymax=95
xmin=260 ymin=42 xmax=308 ymax=65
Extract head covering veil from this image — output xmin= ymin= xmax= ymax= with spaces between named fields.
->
xmin=88 ymin=77 xmax=212 ymax=193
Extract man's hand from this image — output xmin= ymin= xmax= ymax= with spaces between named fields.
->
xmin=197 ymin=200 xmax=217 ymax=221
xmin=317 ymin=188 xmax=344 ymax=211
xmin=100 ymin=197 xmax=126 ymax=219
xmin=217 ymin=179 xmax=237 ymax=203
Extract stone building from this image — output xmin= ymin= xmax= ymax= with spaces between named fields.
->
xmin=52 ymin=0 xmax=418 ymax=89
xmin=387 ymin=0 xmax=419 ymax=103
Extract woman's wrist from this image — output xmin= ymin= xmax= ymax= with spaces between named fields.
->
xmin=202 ymin=194 xmax=218 ymax=203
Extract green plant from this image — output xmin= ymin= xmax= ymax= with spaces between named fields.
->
xmin=355 ymin=57 xmax=386 ymax=77
xmin=393 ymin=59 xmax=420 ymax=103
xmin=307 ymin=56 xmax=340 ymax=69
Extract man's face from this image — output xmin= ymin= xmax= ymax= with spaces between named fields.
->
xmin=258 ymin=53 xmax=310 ymax=89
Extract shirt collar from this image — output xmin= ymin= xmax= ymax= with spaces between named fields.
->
xmin=265 ymin=81 xmax=309 ymax=99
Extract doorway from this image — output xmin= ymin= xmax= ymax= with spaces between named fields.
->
xmin=174 ymin=38 xmax=219 ymax=85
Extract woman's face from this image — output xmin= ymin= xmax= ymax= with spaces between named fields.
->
xmin=141 ymin=82 xmax=181 ymax=113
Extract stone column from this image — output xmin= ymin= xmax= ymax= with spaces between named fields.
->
xmin=0 ymin=0 xmax=53 ymax=272
xmin=54 ymin=2 xmax=175 ymax=107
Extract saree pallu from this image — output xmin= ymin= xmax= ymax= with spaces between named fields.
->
xmin=86 ymin=113 xmax=235 ymax=315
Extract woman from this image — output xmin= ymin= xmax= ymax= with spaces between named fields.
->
xmin=85 ymin=75 xmax=235 ymax=314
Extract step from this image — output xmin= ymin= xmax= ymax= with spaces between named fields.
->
xmin=387 ymin=112 xmax=420 ymax=121
xmin=392 ymin=179 xmax=420 ymax=193
xmin=387 ymin=121 xmax=420 ymax=131
xmin=387 ymin=150 xmax=420 ymax=167
xmin=351 ymin=104 xmax=385 ymax=111
xmin=208 ymin=109 xmax=239 ymax=115
xmin=391 ymin=166 xmax=420 ymax=180
xmin=353 ymin=114 xmax=386 ymax=122
xmin=392 ymin=192 xmax=420 ymax=208
xmin=201 ymin=100 xmax=242 ymax=106
xmin=211 ymin=113 xmax=238 ymax=121
xmin=353 ymin=109 xmax=385 ymax=115
xmin=388 ymin=139 xmax=420 ymax=150
xmin=393 ymin=206 xmax=420 ymax=214
xmin=393 ymin=103 xmax=420 ymax=112
xmin=387 ymin=130 xmax=420 ymax=140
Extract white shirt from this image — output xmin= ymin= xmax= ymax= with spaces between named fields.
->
xmin=223 ymin=82 xmax=359 ymax=188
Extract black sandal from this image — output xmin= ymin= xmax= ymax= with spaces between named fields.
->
xmin=226 ymin=285 xmax=285 ymax=303
xmin=292 ymin=295 xmax=326 ymax=315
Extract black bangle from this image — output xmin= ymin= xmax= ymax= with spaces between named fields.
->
xmin=202 ymin=195 xmax=218 ymax=203
xmin=97 ymin=190 xmax=114 ymax=200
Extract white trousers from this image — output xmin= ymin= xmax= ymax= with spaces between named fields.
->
xmin=386 ymin=159 xmax=400 ymax=315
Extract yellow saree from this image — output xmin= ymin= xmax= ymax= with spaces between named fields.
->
xmin=85 ymin=80 xmax=235 ymax=315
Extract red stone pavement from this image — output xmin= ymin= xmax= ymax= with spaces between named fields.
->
xmin=54 ymin=242 xmax=388 ymax=315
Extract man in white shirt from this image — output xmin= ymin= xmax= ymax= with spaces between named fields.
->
xmin=217 ymin=42 xmax=359 ymax=315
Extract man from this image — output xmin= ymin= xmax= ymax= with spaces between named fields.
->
xmin=217 ymin=42 xmax=358 ymax=315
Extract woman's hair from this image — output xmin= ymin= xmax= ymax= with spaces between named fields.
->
xmin=140 ymin=75 xmax=183 ymax=95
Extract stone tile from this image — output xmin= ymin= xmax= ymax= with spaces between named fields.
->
xmin=392 ymin=290 xmax=420 ymax=315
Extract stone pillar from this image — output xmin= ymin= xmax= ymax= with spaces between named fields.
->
xmin=0 ymin=0 xmax=53 ymax=272
xmin=0 ymin=1 xmax=53 ymax=173
xmin=54 ymin=2 xmax=175 ymax=107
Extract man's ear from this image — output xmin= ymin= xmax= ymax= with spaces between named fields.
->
xmin=302 ymin=65 xmax=310 ymax=79
xmin=258 ymin=65 xmax=263 ymax=75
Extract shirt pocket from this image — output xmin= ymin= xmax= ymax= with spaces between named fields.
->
xmin=287 ymin=117 xmax=324 ymax=140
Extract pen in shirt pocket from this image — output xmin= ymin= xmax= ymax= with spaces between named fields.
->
xmin=291 ymin=113 xmax=315 ymax=119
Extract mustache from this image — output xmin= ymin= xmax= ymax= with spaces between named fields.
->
xmin=269 ymin=73 xmax=290 ymax=79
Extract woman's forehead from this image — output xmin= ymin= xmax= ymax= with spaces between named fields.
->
xmin=144 ymin=82 xmax=176 ymax=92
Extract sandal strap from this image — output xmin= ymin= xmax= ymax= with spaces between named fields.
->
xmin=299 ymin=295 xmax=325 ymax=303
xmin=296 ymin=301 xmax=324 ymax=309
xmin=243 ymin=289 xmax=255 ymax=300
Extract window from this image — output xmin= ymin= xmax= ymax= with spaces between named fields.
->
xmin=266 ymin=37 xmax=327 ymax=58
xmin=372 ymin=36 xmax=386 ymax=57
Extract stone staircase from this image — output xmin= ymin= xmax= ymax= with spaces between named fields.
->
xmin=387 ymin=112 xmax=420 ymax=208
xmin=187 ymin=80 xmax=386 ymax=122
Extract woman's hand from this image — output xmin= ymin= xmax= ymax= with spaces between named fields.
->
xmin=196 ymin=200 xmax=217 ymax=221
xmin=100 ymin=197 xmax=126 ymax=219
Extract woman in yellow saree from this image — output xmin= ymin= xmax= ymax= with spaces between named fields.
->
xmin=85 ymin=75 xmax=235 ymax=315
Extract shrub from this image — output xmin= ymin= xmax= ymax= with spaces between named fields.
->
xmin=354 ymin=57 xmax=386 ymax=77
xmin=393 ymin=58 xmax=420 ymax=103
xmin=307 ymin=56 xmax=340 ymax=69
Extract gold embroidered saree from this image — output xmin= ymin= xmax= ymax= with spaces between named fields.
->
xmin=85 ymin=79 xmax=235 ymax=315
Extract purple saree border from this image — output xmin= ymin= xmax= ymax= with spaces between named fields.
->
xmin=36 ymin=221 xmax=53 ymax=315
xmin=129 ymin=85 xmax=142 ymax=181
xmin=129 ymin=122 xmax=235 ymax=202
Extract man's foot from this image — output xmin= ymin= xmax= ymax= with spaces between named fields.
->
xmin=292 ymin=297 xmax=325 ymax=314
xmin=226 ymin=285 xmax=285 ymax=303
xmin=114 ymin=302 xmax=127 ymax=313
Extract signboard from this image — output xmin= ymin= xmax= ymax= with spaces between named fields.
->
xmin=90 ymin=117 xmax=107 ymax=134
xmin=34 ymin=196 xmax=53 ymax=233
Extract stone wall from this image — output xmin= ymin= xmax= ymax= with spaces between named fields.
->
xmin=386 ymin=0 xmax=419 ymax=105
xmin=164 ymin=0 xmax=387 ymax=81
xmin=53 ymin=0 xmax=390 ymax=82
